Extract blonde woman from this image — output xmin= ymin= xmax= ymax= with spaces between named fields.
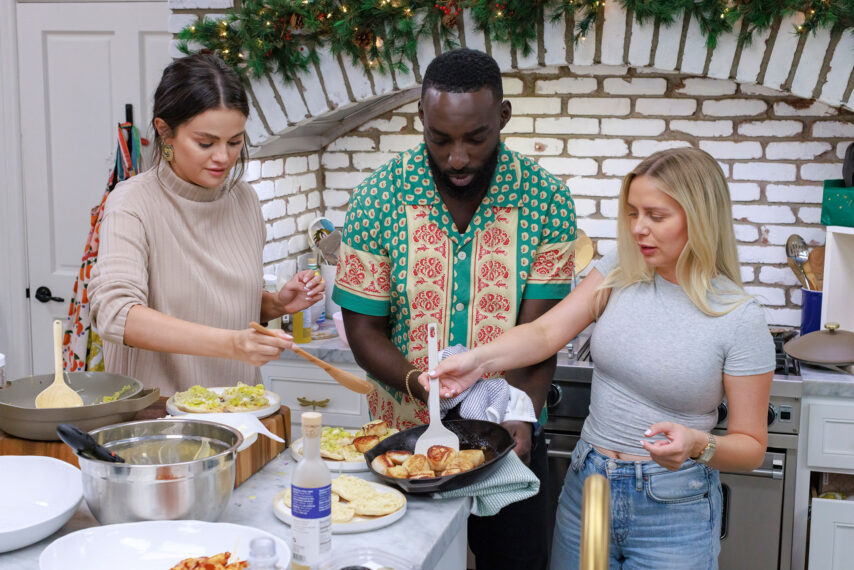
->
xmin=421 ymin=147 xmax=774 ymax=569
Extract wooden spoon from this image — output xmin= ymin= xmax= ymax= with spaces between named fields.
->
xmin=809 ymin=246 xmax=825 ymax=291
xmin=574 ymin=229 xmax=594 ymax=273
xmin=249 ymin=322 xmax=371 ymax=394
xmin=34 ymin=320 xmax=84 ymax=408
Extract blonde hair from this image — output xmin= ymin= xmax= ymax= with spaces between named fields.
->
xmin=597 ymin=147 xmax=748 ymax=317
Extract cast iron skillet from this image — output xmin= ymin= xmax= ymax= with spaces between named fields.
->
xmin=363 ymin=419 xmax=516 ymax=494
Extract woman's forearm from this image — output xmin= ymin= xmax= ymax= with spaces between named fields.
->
xmin=260 ymin=291 xmax=286 ymax=323
xmin=123 ymin=304 xmax=237 ymax=360
xmin=703 ymin=431 xmax=767 ymax=472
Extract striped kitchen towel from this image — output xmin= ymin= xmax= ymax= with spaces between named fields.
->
xmin=432 ymin=450 xmax=540 ymax=516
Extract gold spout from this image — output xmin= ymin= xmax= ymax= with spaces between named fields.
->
xmin=580 ymin=474 xmax=610 ymax=570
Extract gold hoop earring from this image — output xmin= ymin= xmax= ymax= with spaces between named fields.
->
xmin=162 ymin=144 xmax=174 ymax=162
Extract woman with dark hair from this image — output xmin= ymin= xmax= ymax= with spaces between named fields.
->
xmin=90 ymin=53 xmax=323 ymax=394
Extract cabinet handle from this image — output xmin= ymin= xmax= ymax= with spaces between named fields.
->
xmin=297 ymin=397 xmax=330 ymax=410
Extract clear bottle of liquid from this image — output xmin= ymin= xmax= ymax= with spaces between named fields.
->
xmin=291 ymin=412 xmax=332 ymax=570
xmin=292 ymin=259 xmax=314 ymax=343
xmin=246 ymin=536 xmax=278 ymax=569
xmin=307 ymin=257 xmax=325 ymax=327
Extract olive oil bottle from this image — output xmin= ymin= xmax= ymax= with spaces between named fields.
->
xmin=290 ymin=412 xmax=331 ymax=569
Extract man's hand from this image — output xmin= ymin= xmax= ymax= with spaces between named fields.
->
xmin=502 ymin=420 xmax=534 ymax=465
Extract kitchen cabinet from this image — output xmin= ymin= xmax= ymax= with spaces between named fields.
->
xmin=261 ymin=358 xmax=370 ymax=439
xmin=793 ymin=384 xmax=854 ymax=570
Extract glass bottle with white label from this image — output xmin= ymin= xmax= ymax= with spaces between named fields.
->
xmin=291 ymin=411 xmax=331 ymax=569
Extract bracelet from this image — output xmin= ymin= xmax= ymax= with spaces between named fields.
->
xmin=404 ymin=369 xmax=421 ymax=401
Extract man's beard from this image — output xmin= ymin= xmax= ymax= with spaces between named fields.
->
xmin=427 ymin=144 xmax=499 ymax=200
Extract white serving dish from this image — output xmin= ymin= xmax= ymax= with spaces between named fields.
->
xmin=166 ymin=387 xmax=281 ymax=419
xmin=0 ymin=456 xmax=82 ymax=553
xmin=273 ymin=477 xmax=406 ymax=534
xmin=39 ymin=520 xmax=291 ymax=569
xmin=289 ymin=434 xmax=369 ymax=472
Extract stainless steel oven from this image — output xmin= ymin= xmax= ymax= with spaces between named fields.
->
xmin=544 ymin=331 xmax=802 ymax=569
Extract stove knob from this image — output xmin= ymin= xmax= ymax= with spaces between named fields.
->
xmin=768 ymin=405 xmax=777 ymax=426
xmin=547 ymin=384 xmax=563 ymax=408
xmin=717 ymin=403 xmax=728 ymax=424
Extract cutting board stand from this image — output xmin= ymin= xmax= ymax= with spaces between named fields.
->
xmin=0 ymin=397 xmax=290 ymax=488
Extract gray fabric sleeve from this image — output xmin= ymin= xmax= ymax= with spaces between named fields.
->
xmin=594 ymin=247 xmax=619 ymax=277
xmin=723 ymin=300 xmax=776 ymax=376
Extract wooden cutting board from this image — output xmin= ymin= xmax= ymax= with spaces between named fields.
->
xmin=0 ymin=397 xmax=290 ymax=488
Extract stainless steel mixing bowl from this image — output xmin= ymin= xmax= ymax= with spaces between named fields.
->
xmin=78 ymin=419 xmax=243 ymax=524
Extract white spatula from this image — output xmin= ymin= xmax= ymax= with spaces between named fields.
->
xmin=414 ymin=323 xmax=460 ymax=455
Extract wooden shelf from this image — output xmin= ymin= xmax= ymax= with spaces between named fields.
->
xmin=821 ymin=226 xmax=854 ymax=333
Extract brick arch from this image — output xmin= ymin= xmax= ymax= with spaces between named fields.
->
xmin=215 ymin=4 xmax=854 ymax=154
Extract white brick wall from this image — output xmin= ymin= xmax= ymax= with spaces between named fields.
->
xmin=232 ymin=63 xmax=847 ymax=325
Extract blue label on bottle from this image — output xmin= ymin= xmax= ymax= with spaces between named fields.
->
xmin=291 ymin=484 xmax=331 ymax=519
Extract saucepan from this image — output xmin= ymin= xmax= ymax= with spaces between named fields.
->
xmin=784 ymin=321 xmax=854 ymax=373
xmin=0 ymin=372 xmax=158 ymax=440
xmin=363 ymin=419 xmax=516 ymax=494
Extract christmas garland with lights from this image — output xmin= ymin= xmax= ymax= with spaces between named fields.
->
xmin=176 ymin=1 xmax=854 ymax=82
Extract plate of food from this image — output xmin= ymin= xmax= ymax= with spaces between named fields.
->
xmin=39 ymin=520 xmax=291 ymax=570
xmin=289 ymin=420 xmax=399 ymax=472
xmin=274 ymin=475 xmax=406 ymax=534
xmin=166 ymin=383 xmax=280 ymax=419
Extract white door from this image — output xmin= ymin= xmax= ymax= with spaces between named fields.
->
xmin=17 ymin=1 xmax=171 ymax=373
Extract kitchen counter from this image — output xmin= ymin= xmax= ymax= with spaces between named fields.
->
xmin=280 ymin=331 xmax=358 ymax=365
xmin=799 ymin=364 xmax=854 ymax=397
xmin=2 ymin=451 xmax=470 ymax=570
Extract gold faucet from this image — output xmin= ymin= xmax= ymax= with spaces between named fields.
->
xmin=580 ymin=473 xmax=610 ymax=570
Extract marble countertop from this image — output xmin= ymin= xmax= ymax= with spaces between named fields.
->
xmin=279 ymin=325 xmax=358 ymax=365
xmin=3 ymin=452 xmax=470 ymax=569
xmin=800 ymin=364 xmax=854 ymax=397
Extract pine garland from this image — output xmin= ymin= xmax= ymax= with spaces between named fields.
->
xmin=176 ymin=1 xmax=854 ymax=82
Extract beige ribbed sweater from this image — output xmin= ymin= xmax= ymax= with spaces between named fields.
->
xmin=90 ymin=163 xmax=265 ymax=395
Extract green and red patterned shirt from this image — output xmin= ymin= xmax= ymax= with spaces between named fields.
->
xmin=333 ymin=142 xmax=577 ymax=430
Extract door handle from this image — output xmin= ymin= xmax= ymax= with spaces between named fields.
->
xmin=35 ymin=286 xmax=64 ymax=303
xmin=297 ymin=397 xmax=329 ymax=410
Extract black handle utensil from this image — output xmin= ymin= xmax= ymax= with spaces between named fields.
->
xmin=57 ymin=423 xmax=125 ymax=463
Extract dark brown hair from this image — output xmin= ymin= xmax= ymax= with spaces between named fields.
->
xmin=151 ymin=53 xmax=250 ymax=185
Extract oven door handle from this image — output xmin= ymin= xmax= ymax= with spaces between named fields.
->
xmin=547 ymin=449 xmax=574 ymax=459
xmin=738 ymin=467 xmax=783 ymax=480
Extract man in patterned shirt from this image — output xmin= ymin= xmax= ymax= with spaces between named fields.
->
xmin=333 ymin=48 xmax=576 ymax=569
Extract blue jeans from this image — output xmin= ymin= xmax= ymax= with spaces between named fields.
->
xmin=550 ymin=439 xmax=722 ymax=570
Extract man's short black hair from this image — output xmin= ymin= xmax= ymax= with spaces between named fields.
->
xmin=421 ymin=48 xmax=503 ymax=102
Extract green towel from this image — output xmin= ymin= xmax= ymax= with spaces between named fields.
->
xmin=432 ymin=451 xmax=540 ymax=516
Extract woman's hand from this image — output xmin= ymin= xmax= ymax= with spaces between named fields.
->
xmin=640 ymin=422 xmax=708 ymax=471
xmin=418 ymin=351 xmax=484 ymax=398
xmin=230 ymin=327 xmax=294 ymax=366
xmin=278 ymin=270 xmax=325 ymax=314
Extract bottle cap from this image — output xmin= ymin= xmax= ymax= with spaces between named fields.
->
xmin=248 ymin=536 xmax=277 ymax=566
xmin=301 ymin=411 xmax=322 ymax=428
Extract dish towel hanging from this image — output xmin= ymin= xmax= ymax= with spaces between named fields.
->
xmin=63 ymin=123 xmax=142 ymax=371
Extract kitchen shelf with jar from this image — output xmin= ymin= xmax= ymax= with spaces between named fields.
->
xmin=821 ymin=225 xmax=854 ymax=334
xmin=260 ymin=336 xmax=370 ymax=440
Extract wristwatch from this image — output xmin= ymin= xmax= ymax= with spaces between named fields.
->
xmin=694 ymin=433 xmax=717 ymax=464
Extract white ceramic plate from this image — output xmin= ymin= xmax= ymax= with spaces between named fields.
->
xmin=273 ymin=478 xmax=406 ymax=534
xmin=289 ymin=436 xmax=369 ymax=472
xmin=166 ymin=387 xmax=281 ymax=419
xmin=0 ymin=456 xmax=82 ymax=553
xmin=39 ymin=520 xmax=291 ymax=570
